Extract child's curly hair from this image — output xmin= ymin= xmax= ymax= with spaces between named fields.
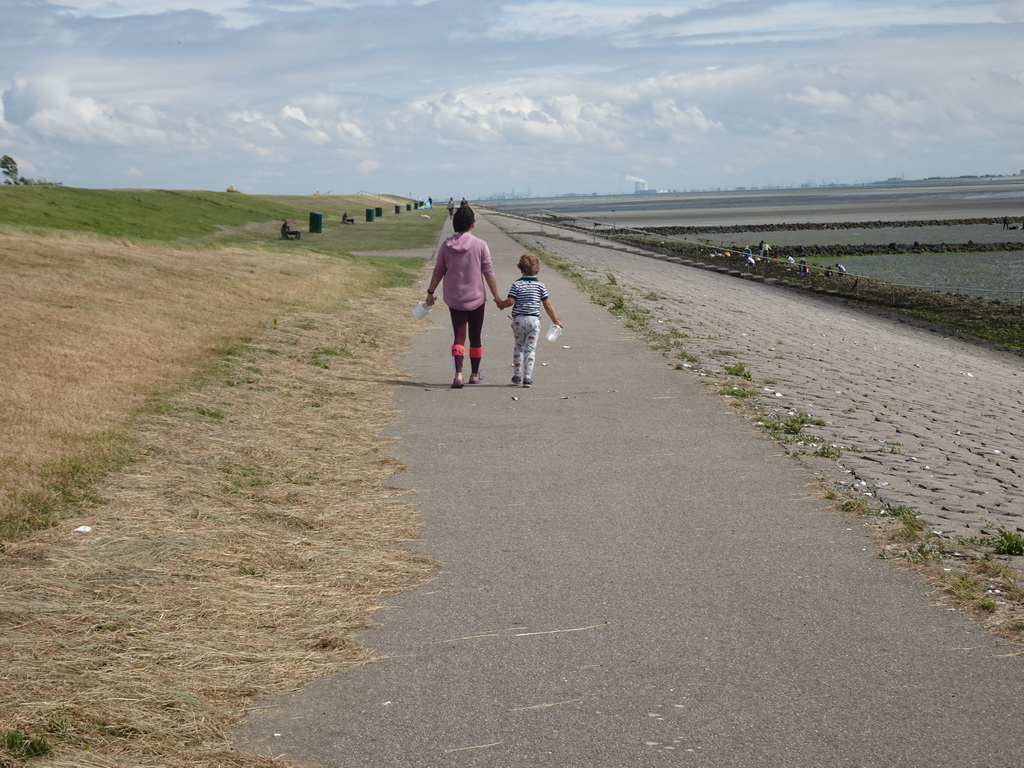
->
xmin=516 ymin=253 xmax=540 ymax=275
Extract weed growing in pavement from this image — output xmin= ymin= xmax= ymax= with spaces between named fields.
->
xmin=944 ymin=574 xmax=999 ymax=613
xmin=837 ymin=497 xmax=873 ymax=515
xmin=723 ymin=362 xmax=753 ymax=380
xmin=759 ymin=411 xmax=826 ymax=441
xmin=881 ymin=504 xmax=928 ymax=541
xmin=813 ymin=443 xmax=842 ymax=459
xmin=719 ymin=384 xmax=759 ymax=398
xmin=838 ymin=499 xmax=1024 ymax=637
xmin=899 ymin=541 xmax=943 ymax=564
xmin=991 ymin=526 xmax=1024 ymax=556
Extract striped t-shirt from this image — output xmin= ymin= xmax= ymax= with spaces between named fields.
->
xmin=508 ymin=275 xmax=549 ymax=317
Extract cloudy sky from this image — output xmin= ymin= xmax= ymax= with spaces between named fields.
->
xmin=3 ymin=0 xmax=1023 ymax=198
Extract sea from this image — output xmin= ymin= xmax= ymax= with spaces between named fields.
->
xmin=480 ymin=177 xmax=1024 ymax=226
xmin=481 ymin=178 xmax=1024 ymax=303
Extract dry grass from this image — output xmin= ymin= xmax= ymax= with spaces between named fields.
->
xmin=0 ymin=229 xmax=366 ymax=535
xmin=0 ymin=230 xmax=437 ymax=766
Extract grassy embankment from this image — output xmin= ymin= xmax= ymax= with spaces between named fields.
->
xmin=0 ymin=186 xmax=445 ymax=767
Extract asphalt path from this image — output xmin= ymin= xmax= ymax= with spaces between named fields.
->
xmin=236 ymin=214 xmax=1023 ymax=768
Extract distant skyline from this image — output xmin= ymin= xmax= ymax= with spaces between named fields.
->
xmin=3 ymin=1 xmax=1023 ymax=198
xmin=477 ymin=171 xmax=1024 ymax=201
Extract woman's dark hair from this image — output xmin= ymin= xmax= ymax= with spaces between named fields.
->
xmin=453 ymin=205 xmax=475 ymax=233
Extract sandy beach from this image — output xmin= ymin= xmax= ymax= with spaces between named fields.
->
xmin=491 ymin=212 xmax=1024 ymax=545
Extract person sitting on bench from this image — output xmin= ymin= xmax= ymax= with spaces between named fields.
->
xmin=281 ymin=220 xmax=301 ymax=239
xmin=341 ymin=212 xmax=355 ymax=224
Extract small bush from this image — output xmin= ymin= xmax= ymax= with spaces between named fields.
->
xmin=991 ymin=526 xmax=1024 ymax=557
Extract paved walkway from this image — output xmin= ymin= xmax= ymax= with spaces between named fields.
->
xmin=499 ymin=216 xmax=1024 ymax=542
xmin=237 ymin=214 xmax=1023 ymax=768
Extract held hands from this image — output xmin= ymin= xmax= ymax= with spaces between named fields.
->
xmin=425 ymin=293 xmax=436 ymax=307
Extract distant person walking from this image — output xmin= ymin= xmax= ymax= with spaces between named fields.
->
xmin=424 ymin=206 xmax=502 ymax=388
xmin=447 ymin=198 xmax=455 ymax=218
xmin=496 ymin=253 xmax=562 ymax=388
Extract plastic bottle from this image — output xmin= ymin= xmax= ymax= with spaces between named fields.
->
xmin=546 ymin=324 xmax=562 ymax=342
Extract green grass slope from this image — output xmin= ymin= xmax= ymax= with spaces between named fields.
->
xmin=0 ymin=186 xmax=447 ymax=252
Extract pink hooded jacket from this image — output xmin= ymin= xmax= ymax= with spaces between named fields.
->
xmin=430 ymin=231 xmax=495 ymax=311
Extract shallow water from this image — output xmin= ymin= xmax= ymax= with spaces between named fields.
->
xmin=483 ymin=178 xmax=1024 ymax=227
xmin=843 ymin=251 xmax=1024 ymax=303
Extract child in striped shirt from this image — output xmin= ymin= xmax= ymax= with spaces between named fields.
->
xmin=496 ymin=253 xmax=563 ymax=387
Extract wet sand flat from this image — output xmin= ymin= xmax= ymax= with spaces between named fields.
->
xmin=489 ymin=178 xmax=1024 ymax=229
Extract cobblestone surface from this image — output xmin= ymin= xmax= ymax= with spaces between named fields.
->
xmin=496 ymin=216 xmax=1023 ymax=542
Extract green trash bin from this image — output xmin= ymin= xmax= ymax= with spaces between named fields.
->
xmin=406 ymin=203 xmax=412 ymax=211
xmin=394 ymin=205 xmax=401 ymax=215
xmin=309 ymin=212 xmax=323 ymax=233
xmin=375 ymin=207 xmax=383 ymax=218
xmin=365 ymin=208 xmax=375 ymax=222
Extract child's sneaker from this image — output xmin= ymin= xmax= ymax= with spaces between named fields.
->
xmin=522 ymin=378 xmax=533 ymax=388
xmin=511 ymin=376 xmax=521 ymax=385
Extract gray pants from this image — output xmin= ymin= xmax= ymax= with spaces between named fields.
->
xmin=511 ymin=315 xmax=540 ymax=380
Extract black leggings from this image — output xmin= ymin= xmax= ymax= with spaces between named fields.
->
xmin=449 ymin=303 xmax=486 ymax=374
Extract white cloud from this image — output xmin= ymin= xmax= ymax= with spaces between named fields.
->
xmin=3 ymin=76 xmax=169 ymax=146
xmin=1 ymin=0 xmax=1022 ymax=194
xmin=788 ymin=86 xmax=853 ymax=115
xmin=489 ymin=1 xmax=676 ymax=38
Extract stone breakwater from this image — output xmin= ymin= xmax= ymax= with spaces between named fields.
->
xmin=495 ymin=214 xmax=1024 ymax=546
xmin=604 ymin=219 xmax=1024 ymax=257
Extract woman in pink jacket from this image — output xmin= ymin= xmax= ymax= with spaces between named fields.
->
xmin=424 ymin=206 xmax=502 ymax=388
